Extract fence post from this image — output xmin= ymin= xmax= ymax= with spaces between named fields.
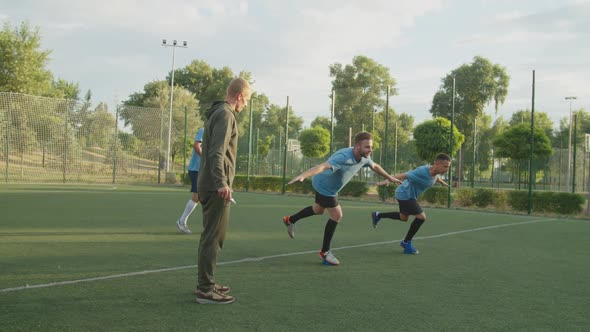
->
xmin=112 ymin=104 xmax=119 ymax=184
xmin=247 ymin=99 xmax=253 ymax=192
xmin=183 ymin=106 xmax=187 ymax=181
xmin=4 ymin=93 xmax=11 ymax=182
xmin=158 ymin=107 xmax=164 ymax=184
xmin=62 ymin=102 xmax=68 ymax=183
xmin=281 ymin=96 xmax=289 ymax=195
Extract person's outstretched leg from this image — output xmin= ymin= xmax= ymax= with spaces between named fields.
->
xmin=371 ymin=211 xmax=401 ymax=227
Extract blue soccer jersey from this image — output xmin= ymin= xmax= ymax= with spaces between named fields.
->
xmin=395 ymin=165 xmax=439 ymax=200
xmin=312 ymin=147 xmax=373 ymax=197
xmin=187 ymin=128 xmax=204 ymax=171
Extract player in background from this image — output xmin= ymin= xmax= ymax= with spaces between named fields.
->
xmin=283 ymin=131 xmax=402 ymax=265
xmin=175 ymin=127 xmax=204 ymax=234
xmin=371 ymin=153 xmax=451 ymax=254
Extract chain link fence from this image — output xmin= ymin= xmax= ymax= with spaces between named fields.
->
xmin=1 ymin=92 xmax=588 ymax=193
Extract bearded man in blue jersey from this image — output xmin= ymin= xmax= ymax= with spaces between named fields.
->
xmin=283 ymin=131 xmax=402 ymax=265
xmin=372 ymin=153 xmax=451 ymax=254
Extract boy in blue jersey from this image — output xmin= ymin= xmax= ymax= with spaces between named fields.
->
xmin=283 ymin=132 xmax=402 ymax=265
xmin=175 ymin=127 xmax=204 ymax=234
xmin=371 ymin=153 xmax=451 ymax=254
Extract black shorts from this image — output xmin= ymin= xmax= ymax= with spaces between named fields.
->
xmin=396 ymin=199 xmax=423 ymax=216
xmin=189 ymin=171 xmax=199 ymax=193
xmin=315 ymin=192 xmax=339 ymax=208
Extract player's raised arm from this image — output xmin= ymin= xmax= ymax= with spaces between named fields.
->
xmin=287 ymin=162 xmax=332 ymax=185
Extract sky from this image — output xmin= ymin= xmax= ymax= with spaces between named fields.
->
xmin=1 ymin=0 xmax=589 ymax=129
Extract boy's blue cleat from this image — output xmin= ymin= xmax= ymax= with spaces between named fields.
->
xmin=400 ymin=240 xmax=419 ymax=254
xmin=371 ymin=211 xmax=380 ymax=228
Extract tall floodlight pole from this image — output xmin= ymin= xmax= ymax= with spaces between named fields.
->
xmin=565 ymin=96 xmax=577 ymax=191
xmin=162 ymin=39 xmax=187 ymax=172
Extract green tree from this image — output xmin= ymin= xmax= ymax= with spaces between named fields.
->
xmin=329 ymin=55 xmax=397 ymax=147
xmin=373 ymin=111 xmax=418 ymax=170
xmin=257 ymin=135 xmax=273 ymax=160
xmin=509 ymin=110 xmax=554 ymax=140
xmin=118 ymin=132 xmax=140 ymax=154
xmin=429 ymin=56 xmax=510 ymax=141
xmin=260 ymin=104 xmax=304 ymax=142
xmin=493 ymin=123 xmax=553 ymax=187
xmin=310 ymin=116 xmax=331 ymax=132
xmin=88 ymin=103 xmax=116 ymax=148
xmin=299 ymin=126 xmax=330 ymax=159
xmin=46 ymin=78 xmax=80 ymax=100
xmin=555 ymin=109 xmax=589 ymax=148
xmin=413 ymin=117 xmax=465 ymax=162
xmin=170 ymin=59 xmax=252 ymax=119
xmin=122 ymin=81 xmax=201 ymax=165
xmin=0 ymin=21 xmax=52 ymax=95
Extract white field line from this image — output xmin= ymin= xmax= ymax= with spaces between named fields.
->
xmin=0 ymin=218 xmax=555 ymax=293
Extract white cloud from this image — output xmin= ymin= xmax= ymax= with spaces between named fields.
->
xmin=457 ymin=29 xmax=577 ymax=45
xmin=21 ymin=0 xmax=251 ymax=37
xmin=256 ymin=0 xmax=446 ymax=124
xmin=492 ymin=10 xmax=527 ymax=22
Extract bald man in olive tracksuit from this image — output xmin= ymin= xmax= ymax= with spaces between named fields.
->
xmin=195 ymin=77 xmax=251 ymax=305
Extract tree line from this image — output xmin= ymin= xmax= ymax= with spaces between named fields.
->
xmin=2 ymin=21 xmax=588 ymax=186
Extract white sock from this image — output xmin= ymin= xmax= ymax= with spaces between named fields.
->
xmin=179 ymin=200 xmax=197 ymax=224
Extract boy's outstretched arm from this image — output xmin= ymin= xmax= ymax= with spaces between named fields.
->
xmin=288 ymin=162 xmax=332 ymax=185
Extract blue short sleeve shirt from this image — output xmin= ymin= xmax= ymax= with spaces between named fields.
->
xmin=312 ymin=147 xmax=373 ymax=197
xmin=395 ymin=165 xmax=438 ymax=200
xmin=187 ymin=128 xmax=204 ymax=171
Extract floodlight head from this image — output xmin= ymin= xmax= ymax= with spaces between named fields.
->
xmin=173 ymin=40 xmax=177 ymax=46
xmin=162 ymin=39 xmax=167 ymax=45
xmin=183 ymin=41 xmax=187 ymax=47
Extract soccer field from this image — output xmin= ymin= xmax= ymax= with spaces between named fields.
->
xmin=1 ymin=184 xmax=589 ymax=331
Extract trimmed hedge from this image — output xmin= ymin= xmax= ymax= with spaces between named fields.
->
xmin=420 ymin=186 xmax=449 ymax=206
xmin=232 ymin=175 xmax=368 ymax=197
xmin=377 ymin=184 xmax=397 ymax=202
xmin=455 ymin=188 xmax=475 ymax=207
xmin=222 ymin=175 xmax=587 ymax=215
xmin=473 ymin=188 xmax=494 ymax=208
xmin=508 ymin=190 xmax=585 ymax=215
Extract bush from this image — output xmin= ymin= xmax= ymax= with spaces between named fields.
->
xmin=508 ymin=190 xmax=584 ymax=215
xmin=340 ymin=181 xmax=369 ymax=197
xmin=553 ymin=192 xmax=585 ymax=215
xmin=473 ymin=188 xmax=494 ymax=208
xmin=180 ymin=172 xmax=190 ymax=185
xmin=377 ymin=184 xmax=397 ymax=202
xmin=455 ymin=188 xmax=475 ymax=207
xmin=165 ymin=172 xmax=177 ymax=184
xmin=420 ymin=186 xmax=448 ymax=206
xmin=492 ymin=190 xmax=509 ymax=210
xmin=508 ymin=190 xmax=528 ymax=211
